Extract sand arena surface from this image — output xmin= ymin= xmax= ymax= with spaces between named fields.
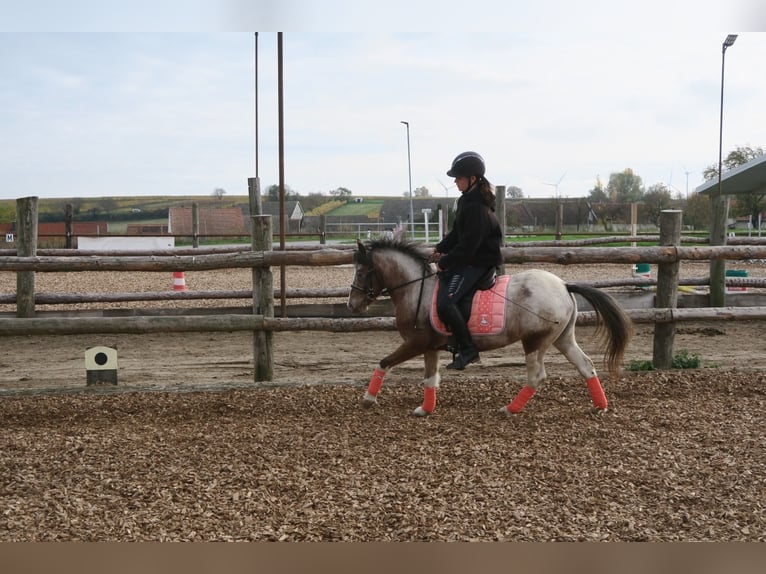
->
xmin=1 ymin=260 xmax=765 ymax=540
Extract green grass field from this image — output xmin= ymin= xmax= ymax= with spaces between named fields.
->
xmin=325 ymin=200 xmax=383 ymax=217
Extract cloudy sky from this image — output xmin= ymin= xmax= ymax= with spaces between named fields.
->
xmin=1 ymin=1 xmax=765 ymax=201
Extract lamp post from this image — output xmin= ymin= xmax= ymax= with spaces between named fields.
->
xmin=401 ymin=121 xmax=415 ymax=239
xmin=710 ymin=33 xmax=737 ymax=307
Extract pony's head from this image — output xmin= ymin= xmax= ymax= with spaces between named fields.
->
xmin=347 ymin=237 xmax=431 ymax=313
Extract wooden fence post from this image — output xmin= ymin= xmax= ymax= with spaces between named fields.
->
xmin=16 ymin=197 xmax=38 ymax=318
xmin=555 ymin=201 xmax=564 ymax=241
xmin=319 ymin=214 xmax=327 ymax=245
xmin=652 ymin=209 xmax=682 ymax=369
xmin=252 ymin=215 xmax=273 ymax=381
xmin=65 ymin=203 xmax=73 ymax=249
xmin=709 ymin=193 xmax=729 ymax=307
xmin=192 ymin=202 xmax=199 ymax=248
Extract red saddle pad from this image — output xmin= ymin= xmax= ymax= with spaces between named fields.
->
xmin=430 ymin=275 xmax=511 ymax=336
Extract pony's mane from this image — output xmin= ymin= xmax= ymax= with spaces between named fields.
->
xmin=358 ymin=237 xmax=431 ymax=270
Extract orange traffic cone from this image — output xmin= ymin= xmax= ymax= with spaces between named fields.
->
xmin=172 ymin=271 xmax=187 ymax=291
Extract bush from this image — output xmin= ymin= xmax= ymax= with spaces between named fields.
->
xmin=625 ymin=349 xmax=702 ymax=372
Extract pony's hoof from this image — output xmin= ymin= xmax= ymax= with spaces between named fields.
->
xmin=499 ymin=406 xmax=516 ymax=417
xmin=362 ymin=394 xmax=378 ymax=409
xmin=412 ymin=406 xmax=430 ymax=417
xmin=590 ymin=406 xmax=608 ymax=416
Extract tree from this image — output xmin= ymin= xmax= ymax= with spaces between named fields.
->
xmin=413 ymin=186 xmax=430 ymax=198
xmin=266 ymin=184 xmax=297 ymax=201
xmin=330 ymin=187 xmax=352 ymax=201
xmin=703 ymin=145 xmax=765 ymax=180
xmin=0 ymin=203 xmax=14 ymax=223
xmin=505 ymin=186 xmax=524 ymax=199
xmin=683 ymin=192 xmax=711 ymax=230
xmin=642 ymin=183 xmax=674 ymax=225
xmin=733 ymin=192 xmax=765 ymax=229
xmin=703 ymin=145 xmax=765 ymax=228
xmin=212 ymin=187 xmax=226 ymax=200
xmin=607 ymin=169 xmax=644 ymax=203
xmin=587 ymin=177 xmax=608 ymax=203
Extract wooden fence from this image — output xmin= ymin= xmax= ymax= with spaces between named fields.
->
xmin=3 ymin=202 xmax=766 ymax=381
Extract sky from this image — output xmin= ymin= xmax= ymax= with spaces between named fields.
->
xmin=1 ymin=1 xmax=765 ymax=202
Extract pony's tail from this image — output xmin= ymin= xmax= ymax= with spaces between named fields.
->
xmin=566 ymin=283 xmax=633 ymax=378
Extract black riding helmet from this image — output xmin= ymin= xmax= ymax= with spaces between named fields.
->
xmin=446 ymin=151 xmax=486 ymax=178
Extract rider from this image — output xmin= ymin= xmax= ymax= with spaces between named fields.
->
xmin=431 ymin=151 xmax=503 ymax=370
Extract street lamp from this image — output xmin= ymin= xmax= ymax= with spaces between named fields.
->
xmin=401 ymin=121 xmax=415 ymax=239
xmin=710 ymin=33 xmax=737 ymax=307
xmin=718 ymin=34 xmax=737 ymax=194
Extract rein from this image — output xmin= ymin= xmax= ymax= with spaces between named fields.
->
xmin=349 ymin=249 xmax=436 ymax=328
xmin=350 ymin=265 xmax=436 ymax=300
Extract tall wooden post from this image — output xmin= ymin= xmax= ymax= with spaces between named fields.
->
xmin=555 ymin=201 xmax=564 ymax=241
xmin=16 ymin=197 xmax=38 ymax=318
xmin=247 ymin=177 xmax=262 ymax=219
xmin=251 ymin=215 xmax=274 ymax=381
xmin=709 ymin=194 xmax=728 ymax=307
xmin=652 ymin=210 xmax=682 ymax=369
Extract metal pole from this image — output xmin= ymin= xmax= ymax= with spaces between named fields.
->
xmin=255 ymin=32 xmax=259 ymax=179
xmin=277 ymin=32 xmax=286 ymax=317
xmin=710 ymin=34 xmax=737 ymax=307
xmin=401 ymin=121 xmax=414 ymax=239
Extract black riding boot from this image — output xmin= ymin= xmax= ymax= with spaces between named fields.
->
xmin=440 ymin=305 xmax=480 ymax=370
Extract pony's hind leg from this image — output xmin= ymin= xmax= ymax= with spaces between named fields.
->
xmin=553 ymin=330 xmax=608 ymax=411
xmin=500 ymin=347 xmax=548 ymax=416
xmin=412 ymin=349 xmax=441 ymax=417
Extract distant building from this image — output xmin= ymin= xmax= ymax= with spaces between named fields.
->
xmin=168 ymin=207 xmax=247 ymax=237
xmin=38 ymin=222 xmax=109 ymax=236
xmin=259 ymin=201 xmax=305 ymax=234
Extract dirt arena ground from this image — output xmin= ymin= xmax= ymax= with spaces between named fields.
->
xmin=1 ymin=260 xmax=765 ymax=541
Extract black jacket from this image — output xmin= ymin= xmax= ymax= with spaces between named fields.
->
xmin=435 ymin=185 xmax=503 ymax=271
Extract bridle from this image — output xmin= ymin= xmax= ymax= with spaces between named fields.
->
xmin=349 ymin=251 xmax=436 ymax=304
xmin=349 ymin=265 xmax=380 ymax=303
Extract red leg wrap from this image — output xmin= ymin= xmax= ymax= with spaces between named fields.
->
xmin=508 ymin=386 xmax=536 ymax=413
xmin=587 ymin=376 xmax=608 ymax=410
xmin=422 ymin=386 xmax=437 ymax=413
xmin=367 ymin=368 xmax=386 ymax=396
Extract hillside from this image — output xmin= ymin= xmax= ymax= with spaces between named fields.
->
xmin=0 ymin=195 xmax=252 ymax=224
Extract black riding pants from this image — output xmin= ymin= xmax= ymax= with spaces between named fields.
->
xmin=436 ymin=266 xmax=493 ymax=328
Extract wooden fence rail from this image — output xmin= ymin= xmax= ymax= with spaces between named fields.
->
xmin=2 ymin=307 xmax=765 ymax=337
xmin=0 ymin=287 xmax=352 ymax=305
xmin=4 ymin=200 xmax=766 ymax=386
xmin=2 ymin=245 xmax=766 ymax=273
xmin=4 ymin=278 xmax=766 ymax=306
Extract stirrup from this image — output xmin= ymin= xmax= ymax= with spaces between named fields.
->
xmin=446 ymin=348 xmax=480 ymax=370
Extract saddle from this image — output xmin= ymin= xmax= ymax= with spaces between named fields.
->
xmin=430 ymin=273 xmax=511 ymax=337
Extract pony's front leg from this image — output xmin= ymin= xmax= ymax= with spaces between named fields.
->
xmin=362 ymin=366 xmax=388 ymax=408
xmin=361 ymin=341 xmax=425 ymax=409
xmin=412 ymin=350 xmax=441 ymax=417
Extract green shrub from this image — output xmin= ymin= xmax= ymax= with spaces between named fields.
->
xmin=671 ymin=349 xmax=702 ymax=369
xmin=626 ymin=359 xmax=654 ymax=371
xmin=626 ymin=349 xmax=702 ymax=372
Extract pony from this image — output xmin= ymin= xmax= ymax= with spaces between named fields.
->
xmin=347 ymin=238 xmax=632 ymax=417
